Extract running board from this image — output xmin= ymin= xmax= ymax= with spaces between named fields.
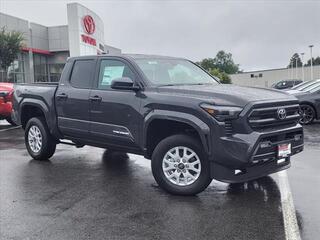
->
xmin=59 ymin=140 xmax=85 ymax=148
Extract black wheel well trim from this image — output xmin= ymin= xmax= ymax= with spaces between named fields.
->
xmin=20 ymin=100 xmax=49 ymax=129
xmin=143 ymin=110 xmax=211 ymax=157
xmin=300 ymin=102 xmax=318 ymax=119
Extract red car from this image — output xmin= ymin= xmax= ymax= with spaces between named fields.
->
xmin=0 ymin=82 xmax=16 ymax=125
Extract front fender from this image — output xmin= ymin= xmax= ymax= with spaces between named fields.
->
xmin=143 ymin=109 xmax=211 ymax=155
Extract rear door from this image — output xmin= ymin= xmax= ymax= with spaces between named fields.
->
xmin=89 ymin=57 xmax=142 ymax=150
xmin=55 ymin=58 xmax=96 ymax=138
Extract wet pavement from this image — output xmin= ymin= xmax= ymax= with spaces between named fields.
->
xmin=0 ymin=120 xmax=319 ymax=240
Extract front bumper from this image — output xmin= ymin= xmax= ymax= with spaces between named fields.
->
xmin=210 ymin=124 xmax=303 ymax=183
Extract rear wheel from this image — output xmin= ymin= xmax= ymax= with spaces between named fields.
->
xmin=299 ymin=104 xmax=315 ymax=125
xmin=151 ymin=134 xmax=211 ymax=195
xmin=25 ymin=117 xmax=56 ymax=160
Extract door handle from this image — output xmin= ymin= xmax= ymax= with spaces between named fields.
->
xmin=56 ymin=93 xmax=68 ymax=100
xmin=89 ymin=96 xmax=102 ymax=102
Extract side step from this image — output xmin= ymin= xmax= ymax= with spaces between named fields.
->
xmin=59 ymin=140 xmax=85 ymax=148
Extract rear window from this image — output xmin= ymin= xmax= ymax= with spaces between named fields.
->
xmin=70 ymin=60 xmax=95 ymax=88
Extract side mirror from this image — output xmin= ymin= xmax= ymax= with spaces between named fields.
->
xmin=111 ymin=77 xmax=140 ymax=91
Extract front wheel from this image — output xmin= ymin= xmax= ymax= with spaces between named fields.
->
xmin=25 ymin=117 xmax=56 ymax=160
xmin=299 ymin=104 xmax=315 ymax=125
xmin=151 ymin=134 xmax=211 ymax=195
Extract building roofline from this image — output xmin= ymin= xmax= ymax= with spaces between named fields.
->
xmin=0 ymin=11 xmax=28 ymax=23
xmin=231 ymin=65 xmax=320 ymax=75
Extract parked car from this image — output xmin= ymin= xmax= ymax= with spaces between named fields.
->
xmin=12 ymin=54 xmax=303 ymax=195
xmin=286 ymin=79 xmax=320 ymax=94
xmin=292 ymin=81 xmax=320 ymax=124
xmin=272 ymin=79 xmax=302 ymax=90
xmin=0 ymin=82 xmax=16 ymax=125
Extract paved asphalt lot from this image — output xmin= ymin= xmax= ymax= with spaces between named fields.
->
xmin=0 ymin=121 xmax=319 ymax=240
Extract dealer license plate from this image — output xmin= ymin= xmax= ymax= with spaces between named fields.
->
xmin=278 ymin=143 xmax=291 ymax=158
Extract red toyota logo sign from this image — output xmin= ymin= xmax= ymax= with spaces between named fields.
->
xmin=83 ymin=15 xmax=95 ymax=35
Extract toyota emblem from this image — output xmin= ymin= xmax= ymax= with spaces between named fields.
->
xmin=277 ymin=108 xmax=287 ymax=120
xmin=83 ymin=15 xmax=95 ymax=35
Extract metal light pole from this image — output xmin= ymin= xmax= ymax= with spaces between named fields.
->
xmin=300 ymin=53 xmax=305 ymax=81
xmin=295 ymin=57 xmax=298 ymax=79
xmin=309 ymin=45 xmax=314 ymax=80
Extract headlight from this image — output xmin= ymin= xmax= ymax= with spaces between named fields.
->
xmin=200 ymin=103 xmax=243 ymax=121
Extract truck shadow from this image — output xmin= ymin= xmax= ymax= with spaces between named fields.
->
xmin=11 ymin=148 xmax=303 ymax=240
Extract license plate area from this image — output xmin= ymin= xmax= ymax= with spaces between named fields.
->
xmin=278 ymin=143 xmax=291 ymax=158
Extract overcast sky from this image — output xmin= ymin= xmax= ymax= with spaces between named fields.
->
xmin=1 ymin=0 xmax=319 ymax=71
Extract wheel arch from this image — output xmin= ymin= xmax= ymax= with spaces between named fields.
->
xmin=143 ymin=110 xmax=211 ymax=159
xmin=20 ymin=100 xmax=50 ymax=129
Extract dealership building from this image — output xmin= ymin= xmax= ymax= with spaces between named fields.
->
xmin=0 ymin=3 xmax=121 ymax=83
xmin=230 ymin=65 xmax=320 ymax=88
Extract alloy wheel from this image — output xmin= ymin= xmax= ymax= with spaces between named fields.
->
xmin=162 ymin=146 xmax=201 ymax=186
xmin=28 ymin=125 xmax=43 ymax=153
xmin=299 ymin=105 xmax=314 ymax=124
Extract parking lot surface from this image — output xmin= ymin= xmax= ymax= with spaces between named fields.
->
xmin=0 ymin=120 xmax=319 ymax=240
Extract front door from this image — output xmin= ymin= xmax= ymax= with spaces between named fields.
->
xmin=55 ymin=59 xmax=95 ymax=138
xmin=89 ymin=58 xmax=142 ymax=150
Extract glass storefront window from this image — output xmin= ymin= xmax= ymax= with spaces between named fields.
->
xmin=0 ymin=53 xmax=26 ymax=83
xmin=34 ymin=54 xmax=49 ymax=82
xmin=49 ymin=63 xmax=65 ymax=82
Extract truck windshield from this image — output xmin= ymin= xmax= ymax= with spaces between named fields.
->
xmin=134 ymin=58 xmax=219 ymax=86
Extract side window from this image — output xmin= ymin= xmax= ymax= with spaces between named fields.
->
xmin=98 ymin=59 xmax=135 ymax=89
xmin=70 ymin=60 xmax=95 ymax=89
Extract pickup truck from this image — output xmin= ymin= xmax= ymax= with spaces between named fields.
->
xmin=12 ymin=54 xmax=304 ymax=195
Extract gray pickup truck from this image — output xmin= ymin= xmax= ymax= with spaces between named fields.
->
xmin=13 ymin=54 xmax=304 ymax=195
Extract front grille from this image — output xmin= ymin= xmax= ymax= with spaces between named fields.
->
xmin=248 ymin=104 xmax=300 ymax=130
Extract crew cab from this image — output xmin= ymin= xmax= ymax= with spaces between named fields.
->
xmin=12 ymin=54 xmax=304 ymax=195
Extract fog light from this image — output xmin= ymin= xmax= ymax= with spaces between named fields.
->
xmin=260 ymin=141 xmax=271 ymax=148
xmin=235 ymin=169 xmax=242 ymax=175
xmin=294 ymin=134 xmax=302 ymax=141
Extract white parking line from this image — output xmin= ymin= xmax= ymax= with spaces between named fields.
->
xmin=0 ymin=126 xmax=21 ymax=132
xmin=278 ymin=170 xmax=301 ymax=240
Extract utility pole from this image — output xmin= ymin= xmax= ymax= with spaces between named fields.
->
xmin=295 ymin=58 xmax=298 ymax=79
xmin=300 ymin=52 xmax=305 ymax=81
xmin=309 ymin=45 xmax=314 ymax=80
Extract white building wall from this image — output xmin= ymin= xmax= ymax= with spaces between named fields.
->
xmin=230 ymin=65 xmax=320 ymax=87
xmin=48 ymin=26 xmax=69 ymax=52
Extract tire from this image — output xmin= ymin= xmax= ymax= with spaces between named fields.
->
xmin=6 ymin=116 xmax=17 ymax=126
xmin=151 ymin=134 xmax=211 ymax=195
xmin=299 ymin=104 xmax=315 ymax=125
xmin=25 ymin=117 xmax=56 ymax=160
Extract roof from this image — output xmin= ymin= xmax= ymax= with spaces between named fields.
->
xmin=68 ymin=54 xmax=185 ymax=61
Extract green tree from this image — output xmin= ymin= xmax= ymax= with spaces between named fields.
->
xmin=209 ymin=68 xmax=231 ymax=84
xmin=212 ymin=50 xmax=239 ymax=74
xmin=305 ymin=56 xmax=320 ymax=66
xmin=288 ymin=53 xmax=303 ymax=68
xmin=199 ymin=51 xmax=240 ymax=74
xmin=198 ymin=50 xmax=239 ymax=84
xmin=0 ymin=28 xmax=24 ymax=81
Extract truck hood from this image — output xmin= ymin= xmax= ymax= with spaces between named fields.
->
xmin=157 ymin=84 xmax=296 ymax=107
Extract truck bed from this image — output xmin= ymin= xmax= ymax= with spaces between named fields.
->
xmin=13 ymin=83 xmax=59 ymax=129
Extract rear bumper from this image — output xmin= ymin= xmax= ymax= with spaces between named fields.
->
xmin=210 ymin=124 xmax=303 ymax=182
